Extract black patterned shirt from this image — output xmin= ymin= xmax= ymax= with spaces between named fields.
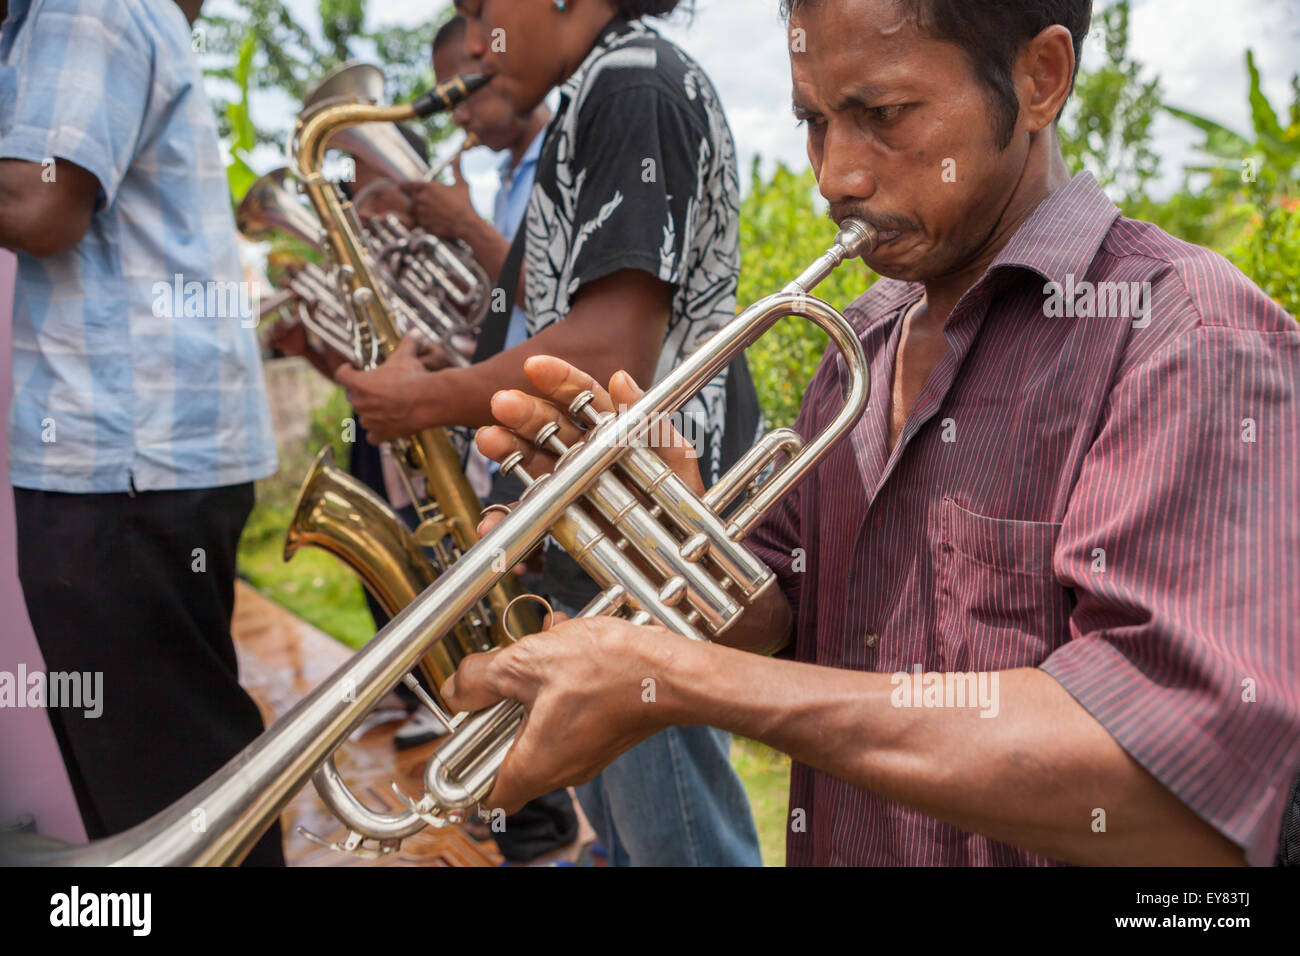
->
xmin=520 ymin=14 xmax=757 ymax=488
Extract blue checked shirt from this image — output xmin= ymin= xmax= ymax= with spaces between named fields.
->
xmin=0 ymin=0 xmax=277 ymax=492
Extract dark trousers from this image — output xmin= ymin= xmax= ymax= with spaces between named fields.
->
xmin=14 ymin=483 xmax=285 ymax=866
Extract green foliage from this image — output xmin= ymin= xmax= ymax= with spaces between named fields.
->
xmin=367 ymin=21 xmax=442 ymax=105
xmin=237 ymin=499 xmax=375 ymax=650
xmin=1227 ymin=200 xmax=1300 ymax=318
xmin=1163 ymin=51 xmax=1300 ymax=206
xmin=319 ymin=0 xmax=366 ymax=65
xmin=201 ymin=0 xmax=457 ymax=205
xmin=740 ymin=158 xmax=876 ymax=428
xmin=311 ymin=385 xmax=357 ymax=475
xmin=729 ymin=737 xmax=791 ymax=867
xmin=1059 ymin=0 xmax=1162 ymax=205
xmin=1159 ymin=49 xmax=1300 ymax=319
xmin=224 ymin=30 xmax=259 ymax=202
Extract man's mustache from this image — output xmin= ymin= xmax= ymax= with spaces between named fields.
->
xmin=828 ymin=203 xmax=918 ymax=234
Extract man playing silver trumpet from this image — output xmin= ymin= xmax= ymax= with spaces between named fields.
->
xmin=450 ymin=0 xmax=1300 ymax=867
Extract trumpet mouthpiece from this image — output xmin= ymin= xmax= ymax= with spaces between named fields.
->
xmin=836 ymin=218 xmax=878 ymax=258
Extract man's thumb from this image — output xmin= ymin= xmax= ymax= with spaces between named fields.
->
xmin=609 ymin=369 xmax=645 ymax=406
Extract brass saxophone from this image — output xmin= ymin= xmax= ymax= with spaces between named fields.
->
xmin=287 ymin=67 xmax=535 ymax=673
xmin=269 ymin=71 xmax=540 ymax=851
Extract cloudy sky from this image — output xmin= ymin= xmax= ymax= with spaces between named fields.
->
xmin=221 ymin=0 xmax=1300 ymax=213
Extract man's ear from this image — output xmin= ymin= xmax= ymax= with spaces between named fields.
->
xmin=1017 ymin=24 xmax=1077 ymax=134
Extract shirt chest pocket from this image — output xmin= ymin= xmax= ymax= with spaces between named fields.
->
xmin=936 ymin=497 xmax=1073 ymax=672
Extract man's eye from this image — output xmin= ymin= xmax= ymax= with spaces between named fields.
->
xmin=870 ymin=105 xmax=906 ymax=122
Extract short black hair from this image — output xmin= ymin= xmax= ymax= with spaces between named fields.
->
xmin=433 ymin=14 xmax=467 ymax=58
xmin=780 ymin=0 xmax=1092 ymax=148
xmin=618 ymin=1 xmax=693 ymax=19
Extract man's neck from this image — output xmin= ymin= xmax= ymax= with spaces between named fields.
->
xmin=553 ymin=2 xmax=620 ymax=89
xmin=175 ymin=0 xmax=202 ymax=26
xmin=919 ymin=131 xmax=1071 ymax=328
xmin=508 ymin=105 xmax=553 ymax=169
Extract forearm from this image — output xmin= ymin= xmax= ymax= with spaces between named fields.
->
xmin=0 ymin=164 xmax=43 ymax=254
xmin=713 ymin=578 xmax=794 ymax=656
xmin=456 ymin=214 xmax=512 ymax=281
xmin=416 ymin=319 xmax=662 ymax=430
xmin=0 ymin=159 xmax=94 ymax=257
xmin=659 ymin=642 xmax=1243 ymax=865
xmin=305 ymin=344 xmax=347 ymax=381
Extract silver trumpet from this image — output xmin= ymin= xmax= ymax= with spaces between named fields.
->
xmin=0 ymin=218 xmax=875 ymax=865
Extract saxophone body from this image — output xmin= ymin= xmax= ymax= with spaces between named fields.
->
xmin=285 ymin=71 xmax=537 ymax=699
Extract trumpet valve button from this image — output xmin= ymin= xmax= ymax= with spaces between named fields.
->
xmin=500 ymin=451 xmax=534 ymax=485
xmin=680 ymin=533 xmax=710 ymax=563
xmin=568 ymin=391 xmax=596 ymax=423
xmin=659 ymin=576 xmax=688 ymax=608
xmin=534 ymin=421 xmax=565 ymax=453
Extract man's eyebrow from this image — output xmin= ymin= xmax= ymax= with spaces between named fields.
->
xmin=794 ymin=84 xmax=899 ymax=117
xmin=831 ymin=85 xmax=895 ymax=111
xmin=793 ymin=80 xmax=903 ymax=117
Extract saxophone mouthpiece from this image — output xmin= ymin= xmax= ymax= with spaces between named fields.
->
xmin=412 ymin=73 xmax=492 ymax=118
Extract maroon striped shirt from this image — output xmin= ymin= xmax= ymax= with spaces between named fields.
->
xmin=747 ymin=172 xmax=1300 ymax=866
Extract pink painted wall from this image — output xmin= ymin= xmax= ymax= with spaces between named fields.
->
xmin=0 ymin=249 xmax=85 ymax=842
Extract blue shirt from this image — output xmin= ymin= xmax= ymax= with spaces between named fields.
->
xmin=0 ymin=0 xmax=278 ymax=492
xmin=492 ymin=126 xmax=546 ymax=352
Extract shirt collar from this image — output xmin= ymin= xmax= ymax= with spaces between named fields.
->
xmin=497 ymin=124 xmax=548 ymax=182
xmin=986 ymin=170 xmax=1120 ymax=290
xmin=557 ymin=14 xmax=640 ymax=109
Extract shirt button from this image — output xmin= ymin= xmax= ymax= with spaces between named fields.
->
xmin=864 ymin=631 xmax=880 ymax=648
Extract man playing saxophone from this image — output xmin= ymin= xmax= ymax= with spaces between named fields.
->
xmin=338 ymin=0 xmax=766 ymax=866
xmin=458 ymin=0 xmax=1300 ymax=866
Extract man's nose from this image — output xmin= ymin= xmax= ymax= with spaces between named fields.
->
xmin=463 ymin=20 xmax=487 ymax=58
xmin=815 ymin=121 xmax=877 ymax=208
